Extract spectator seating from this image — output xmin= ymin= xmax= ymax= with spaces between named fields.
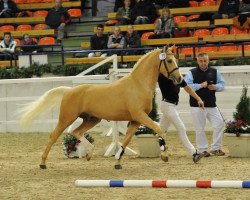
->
xmin=141 ymin=32 xmax=154 ymax=40
xmin=230 ymin=27 xmax=248 ymax=35
xmin=0 ymin=17 xmax=45 ymax=24
xmin=0 ymin=25 xmax=15 ymax=32
xmin=16 ymin=24 xmax=32 ymax=31
xmin=33 ymin=10 xmax=48 ymax=17
xmin=38 ymin=36 xmax=55 ymax=45
xmin=189 ymin=1 xmax=199 ymax=7
xmin=193 ymin=29 xmax=210 ymax=38
xmin=68 ymin=8 xmax=82 ymax=18
xmin=188 ymin=14 xmax=200 ymax=21
xmin=200 ymin=0 xmax=216 ymax=7
xmin=0 ymin=29 xmax=54 ymax=38
xmin=17 ymin=1 xmax=81 ymax=10
xmin=173 ymin=16 xmax=187 ymax=24
xmin=65 ymin=55 xmax=142 ymax=64
xmin=211 ymin=27 xmax=229 ymax=35
xmin=108 ymin=5 xmax=219 ymax=19
xmin=200 ymin=46 xmax=218 ymax=53
xmin=34 ymin=23 xmax=47 ymax=30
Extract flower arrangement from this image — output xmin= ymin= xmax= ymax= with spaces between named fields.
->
xmin=224 ymin=85 xmax=250 ymax=137
xmin=62 ymin=134 xmax=94 ymax=158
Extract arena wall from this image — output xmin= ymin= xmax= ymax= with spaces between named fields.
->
xmin=0 ymin=66 xmax=249 ymax=133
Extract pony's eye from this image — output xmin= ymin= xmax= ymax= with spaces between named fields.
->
xmin=167 ymin=60 xmax=172 ymax=63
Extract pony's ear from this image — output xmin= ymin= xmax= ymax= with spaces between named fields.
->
xmin=169 ymin=44 xmax=175 ymax=52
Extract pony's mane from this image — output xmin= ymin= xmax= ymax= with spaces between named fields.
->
xmin=131 ymin=48 xmax=161 ymax=72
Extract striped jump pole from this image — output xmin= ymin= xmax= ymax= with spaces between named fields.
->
xmin=75 ymin=180 xmax=250 ymax=188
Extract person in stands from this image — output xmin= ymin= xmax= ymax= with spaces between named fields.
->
xmin=213 ymin=0 xmax=240 ymax=19
xmin=149 ymin=7 xmax=175 ymax=39
xmin=107 ymin=26 xmax=124 ymax=56
xmin=114 ymin=0 xmax=136 ymax=12
xmin=45 ymin=0 xmax=71 ymax=42
xmin=131 ymin=0 xmax=158 ymax=24
xmin=0 ymin=32 xmax=16 ymax=60
xmin=0 ymin=0 xmax=18 ymax=18
xmin=124 ymin=24 xmax=141 ymax=55
xmin=20 ymin=34 xmax=40 ymax=53
xmin=116 ymin=0 xmax=133 ymax=25
xmin=88 ymin=24 xmax=108 ymax=58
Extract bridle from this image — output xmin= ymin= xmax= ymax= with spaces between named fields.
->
xmin=158 ymin=46 xmax=179 ymax=79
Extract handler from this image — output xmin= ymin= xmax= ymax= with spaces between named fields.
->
xmin=158 ymin=73 xmax=205 ymax=163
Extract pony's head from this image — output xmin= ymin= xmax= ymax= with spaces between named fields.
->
xmin=159 ymin=45 xmax=183 ymax=84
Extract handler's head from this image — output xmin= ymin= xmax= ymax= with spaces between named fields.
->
xmin=197 ymin=52 xmax=209 ymax=71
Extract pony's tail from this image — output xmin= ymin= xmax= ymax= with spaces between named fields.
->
xmin=20 ymin=86 xmax=71 ymax=128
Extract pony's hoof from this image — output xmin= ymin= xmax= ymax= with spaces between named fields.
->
xmin=161 ymin=155 xmax=168 ymax=162
xmin=114 ymin=164 xmax=122 ymax=170
xmin=40 ymin=164 xmax=47 ymax=169
xmin=86 ymin=154 xmax=91 ymax=161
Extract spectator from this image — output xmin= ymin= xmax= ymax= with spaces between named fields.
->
xmin=0 ymin=32 xmax=16 ymax=60
xmin=88 ymin=24 xmax=108 ymax=58
xmin=239 ymin=0 xmax=250 ymax=13
xmin=45 ymin=0 xmax=71 ymax=42
xmin=158 ymin=74 xmax=205 ymax=163
xmin=213 ymin=0 xmax=240 ymax=19
xmin=20 ymin=34 xmax=39 ymax=53
xmin=149 ymin=7 xmax=175 ymax=39
xmin=116 ymin=0 xmax=133 ymax=25
xmin=131 ymin=0 xmax=158 ymax=24
xmin=107 ymin=26 xmax=124 ymax=56
xmin=237 ymin=0 xmax=250 ymax=26
xmin=185 ymin=52 xmax=226 ymax=157
xmin=0 ymin=0 xmax=18 ymax=18
xmin=114 ymin=0 xmax=136 ymax=12
xmin=124 ymin=25 xmax=141 ymax=55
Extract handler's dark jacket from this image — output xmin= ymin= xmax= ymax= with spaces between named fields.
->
xmin=189 ymin=66 xmax=217 ymax=107
xmin=158 ymin=74 xmax=187 ymax=105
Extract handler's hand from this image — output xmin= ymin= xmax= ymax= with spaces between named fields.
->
xmin=207 ymin=84 xmax=216 ymax=90
xmin=198 ymin=100 xmax=204 ymax=109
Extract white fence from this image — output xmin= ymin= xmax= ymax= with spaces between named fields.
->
xmin=0 ymin=65 xmax=250 ymax=133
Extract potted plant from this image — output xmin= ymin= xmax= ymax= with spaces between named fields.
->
xmin=135 ymin=94 xmax=161 ymax=157
xmin=63 ymin=134 xmax=94 ymax=158
xmin=224 ymin=85 xmax=250 ymax=157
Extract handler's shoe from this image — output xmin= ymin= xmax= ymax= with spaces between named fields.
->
xmin=202 ymin=151 xmax=211 ymax=157
xmin=192 ymin=151 xmax=204 ymax=163
xmin=210 ymin=149 xmax=225 ymax=156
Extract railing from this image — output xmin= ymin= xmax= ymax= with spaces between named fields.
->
xmin=2 ymin=42 xmax=250 ymax=68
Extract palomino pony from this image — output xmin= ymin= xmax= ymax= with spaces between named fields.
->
xmin=20 ymin=45 xmax=183 ymax=169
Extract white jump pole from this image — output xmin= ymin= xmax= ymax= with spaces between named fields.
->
xmin=75 ymin=180 xmax=250 ymax=188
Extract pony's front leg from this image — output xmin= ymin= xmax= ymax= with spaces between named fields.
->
xmin=135 ymin=112 xmax=168 ymax=162
xmin=114 ymin=121 xmax=140 ymax=170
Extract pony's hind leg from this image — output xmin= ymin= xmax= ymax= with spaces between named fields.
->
xmin=134 ymin=112 xmax=168 ymax=162
xmin=114 ymin=121 xmax=140 ymax=170
xmin=40 ymin=120 xmax=72 ymax=169
xmin=71 ymin=117 xmax=101 ymax=161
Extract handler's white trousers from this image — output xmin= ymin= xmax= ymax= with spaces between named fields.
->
xmin=190 ymin=107 xmax=224 ymax=153
xmin=160 ymin=101 xmax=196 ymax=155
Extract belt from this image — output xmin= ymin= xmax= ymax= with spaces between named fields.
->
xmin=162 ymin=98 xmax=178 ymax=105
